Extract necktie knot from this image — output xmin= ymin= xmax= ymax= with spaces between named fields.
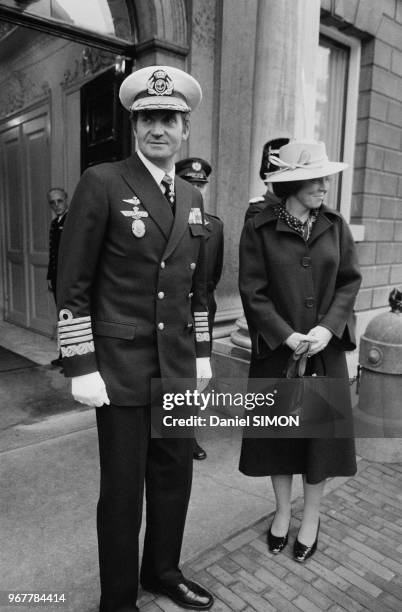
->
xmin=161 ymin=175 xmax=175 ymax=211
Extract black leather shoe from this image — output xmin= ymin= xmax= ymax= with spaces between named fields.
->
xmin=142 ymin=578 xmax=213 ymax=610
xmin=193 ymin=440 xmax=207 ymax=460
xmin=293 ymin=519 xmax=320 ymax=562
xmin=267 ymin=526 xmax=289 ymax=554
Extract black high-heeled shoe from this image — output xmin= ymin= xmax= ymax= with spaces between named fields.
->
xmin=293 ymin=519 xmax=320 ymax=562
xmin=267 ymin=516 xmax=289 ymax=554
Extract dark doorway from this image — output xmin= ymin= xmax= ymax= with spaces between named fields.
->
xmin=81 ymin=65 xmax=132 ymax=171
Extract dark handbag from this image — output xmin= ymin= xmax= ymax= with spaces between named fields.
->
xmin=281 ymin=341 xmax=343 ymax=431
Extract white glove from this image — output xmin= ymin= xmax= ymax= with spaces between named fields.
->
xmin=71 ymin=371 xmax=110 ymax=407
xmin=307 ymin=325 xmax=333 ymax=355
xmin=196 ymin=357 xmax=212 ymax=392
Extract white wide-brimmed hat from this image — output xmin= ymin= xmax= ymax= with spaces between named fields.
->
xmin=264 ymin=139 xmax=348 ymax=182
xmin=119 ymin=65 xmax=202 ymax=113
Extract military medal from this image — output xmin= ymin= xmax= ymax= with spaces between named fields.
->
xmin=121 ymin=202 xmax=149 ymax=238
xmin=132 ymin=218 xmax=146 ymax=237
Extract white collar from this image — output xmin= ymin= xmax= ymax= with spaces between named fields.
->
xmin=137 ymin=149 xmax=175 ymax=188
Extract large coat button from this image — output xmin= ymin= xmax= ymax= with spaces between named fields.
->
xmin=190 ymin=262 xmax=196 ymax=270
xmin=158 ymin=322 xmax=164 ymax=330
xmin=158 ymin=292 xmax=165 ymax=299
xmin=305 ymin=297 xmax=315 ymax=308
xmin=160 ymin=261 xmax=166 ymax=269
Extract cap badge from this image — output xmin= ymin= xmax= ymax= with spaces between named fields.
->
xmin=147 ymin=69 xmax=174 ymax=97
xmin=192 ymin=161 xmax=202 ymax=171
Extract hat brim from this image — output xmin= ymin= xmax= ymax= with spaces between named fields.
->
xmin=264 ymin=161 xmax=348 ymax=182
xmin=130 ymin=96 xmax=190 ymax=113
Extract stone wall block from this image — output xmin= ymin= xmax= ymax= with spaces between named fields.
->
xmin=379 ymin=197 xmax=398 ymax=219
xmin=369 ymin=93 xmax=389 ymax=122
xmin=365 ymin=170 xmax=398 ymax=196
xmin=394 ymin=202 xmax=402 ymax=220
xmin=355 ymin=288 xmax=373 ymax=311
xmin=356 ymin=242 xmax=377 ymax=265
xmin=394 ymin=221 xmax=402 ymax=240
xmin=390 ymin=264 xmax=402 ymax=284
xmin=357 ymin=91 xmax=370 ymax=118
xmin=368 ymin=119 xmax=400 ymax=150
xmin=364 ymin=219 xmax=394 ymax=241
xmin=366 ymin=144 xmax=384 ymax=169
xmin=377 ymin=15 xmax=402 ymax=46
xmin=391 ymin=49 xmax=402 ymax=76
xmin=359 ymin=65 xmax=373 ymax=91
xmin=372 ymin=285 xmax=394 ymax=308
xmin=355 ymin=0 xmax=384 ymax=35
xmin=356 ymin=118 xmax=369 ymax=143
xmin=353 ymin=168 xmax=365 ymax=193
xmin=372 ymin=66 xmax=402 ymax=101
xmin=376 ymin=242 xmax=395 ymax=264
xmin=387 ymin=100 xmax=402 ymax=127
xmin=383 ymin=149 xmax=402 ymax=174
xmin=382 ymin=0 xmax=396 ymax=19
xmin=374 ymin=40 xmax=392 ymax=69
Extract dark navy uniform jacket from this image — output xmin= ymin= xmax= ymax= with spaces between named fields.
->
xmin=204 ymin=213 xmax=224 ymax=332
xmin=57 ymin=153 xmax=210 ymax=406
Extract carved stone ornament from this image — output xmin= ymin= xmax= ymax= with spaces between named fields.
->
xmin=0 ymin=71 xmax=50 ymax=120
xmin=61 ymin=47 xmax=115 ymax=88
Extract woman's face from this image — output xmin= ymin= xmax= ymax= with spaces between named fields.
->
xmin=294 ymin=177 xmax=329 ymax=210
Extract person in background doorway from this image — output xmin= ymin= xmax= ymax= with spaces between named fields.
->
xmin=47 ymin=187 xmax=68 ymax=368
xmin=176 ymin=157 xmax=224 ymax=461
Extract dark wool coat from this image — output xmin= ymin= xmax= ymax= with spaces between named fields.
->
xmin=47 ymin=212 xmax=67 ymax=293
xmin=238 ymin=203 xmax=362 ymax=483
xmin=57 ymin=153 xmax=210 ymax=406
xmin=204 ymin=212 xmax=224 ymax=332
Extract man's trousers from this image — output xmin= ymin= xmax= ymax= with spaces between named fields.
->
xmin=96 ymin=404 xmax=193 ymax=612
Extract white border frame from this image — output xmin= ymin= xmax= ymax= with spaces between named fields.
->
xmin=320 ymin=25 xmax=364 ymax=241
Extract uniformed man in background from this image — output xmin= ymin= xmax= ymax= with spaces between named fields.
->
xmin=57 ymin=66 xmax=214 ymax=612
xmin=47 ymin=187 xmax=68 ymax=367
xmin=245 ymin=137 xmax=290 ymax=222
xmin=176 ymin=157 xmax=224 ymax=461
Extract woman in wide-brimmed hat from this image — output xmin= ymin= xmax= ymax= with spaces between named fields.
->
xmin=238 ymin=139 xmax=361 ymax=562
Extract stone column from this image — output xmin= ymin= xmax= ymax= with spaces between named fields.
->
xmin=248 ymin=0 xmax=320 ymax=199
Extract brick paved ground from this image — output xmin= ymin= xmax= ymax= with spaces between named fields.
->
xmin=138 ymin=459 xmax=402 ymax=611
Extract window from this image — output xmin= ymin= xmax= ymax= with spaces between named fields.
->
xmin=315 ymin=26 xmax=363 ymax=239
xmin=0 ymin=0 xmax=135 ymax=42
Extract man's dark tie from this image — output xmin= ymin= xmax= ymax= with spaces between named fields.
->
xmin=161 ymin=174 xmax=175 ymax=214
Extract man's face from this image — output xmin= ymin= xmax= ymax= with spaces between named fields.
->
xmin=48 ymin=190 xmax=68 ymax=216
xmin=133 ymin=110 xmax=189 ymax=169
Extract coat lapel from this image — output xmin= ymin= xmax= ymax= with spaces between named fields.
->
xmin=308 ymin=211 xmax=333 ymax=245
xmin=162 ymin=176 xmax=194 ymax=261
xmin=120 ymin=153 xmax=173 ymax=240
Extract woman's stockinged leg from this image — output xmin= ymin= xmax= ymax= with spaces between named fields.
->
xmin=270 ymin=474 xmax=292 ymax=536
xmin=298 ymin=476 xmax=325 ymax=545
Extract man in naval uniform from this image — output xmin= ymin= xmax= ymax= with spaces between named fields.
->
xmin=176 ymin=158 xmax=224 ymax=461
xmin=57 ymin=66 xmax=214 ymax=612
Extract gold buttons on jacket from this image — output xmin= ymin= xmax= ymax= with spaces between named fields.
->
xmin=160 ymin=261 xmax=166 ymax=269
xmin=158 ymin=322 xmax=164 ymax=330
xmin=190 ymin=262 xmax=196 ymax=270
xmin=158 ymin=292 xmax=165 ymax=299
